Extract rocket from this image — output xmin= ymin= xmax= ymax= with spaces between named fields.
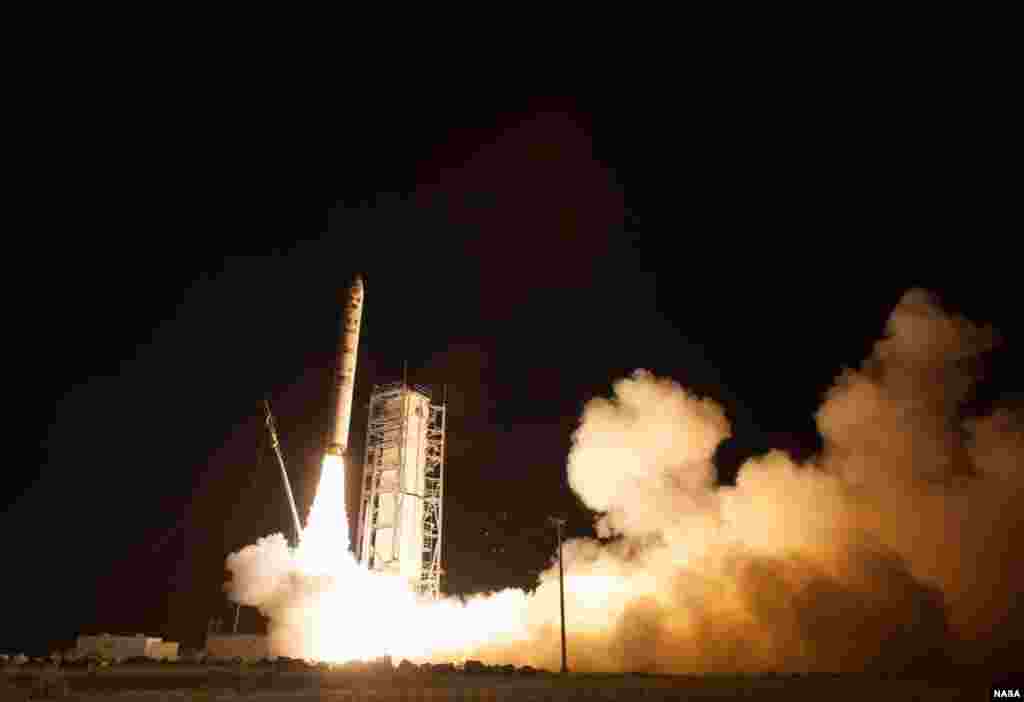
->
xmin=327 ymin=274 xmax=364 ymax=457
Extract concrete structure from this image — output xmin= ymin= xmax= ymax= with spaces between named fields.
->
xmin=327 ymin=275 xmax=364 ymax=458
xmin=357 ymin=382 xmax=446 ymax=599
xmin=205 ymin=634 xmax=270 ymax=662
xmin=75 ymin=634 xmax=179 ymax=661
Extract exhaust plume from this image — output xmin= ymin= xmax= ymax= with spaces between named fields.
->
xmin=225 ymin=289 xmax=1022 ymax=672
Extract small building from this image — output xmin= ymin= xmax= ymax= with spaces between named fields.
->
xmin=148 ymin=640 xmax=180 ymax=661
xmin=75 ymin=634 xmax=179 ymax=662
xmin=205 ymin=633 xmax=270 ymax=662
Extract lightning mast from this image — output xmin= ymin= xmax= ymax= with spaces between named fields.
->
xmin=265 ymin=399 xmax=303 ymax=544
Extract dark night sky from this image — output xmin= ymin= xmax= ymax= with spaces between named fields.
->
xmin=6 ymin=80 xmax=1018 ymax=656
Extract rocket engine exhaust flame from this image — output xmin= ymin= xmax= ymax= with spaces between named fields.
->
xmin=226 ymin=289 xmax=1023 ymax=672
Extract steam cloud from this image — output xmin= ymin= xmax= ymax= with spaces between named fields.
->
xmin=225 ymin=289 xmax=1022 ymax=672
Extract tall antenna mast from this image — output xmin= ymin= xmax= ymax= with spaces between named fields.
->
xmin=265 ymin=399 xmax=303 ymax=544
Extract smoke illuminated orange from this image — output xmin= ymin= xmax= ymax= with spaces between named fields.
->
xmin=226 ymin=290 xmax=1024 ymax=672
xmin=232 ymin=454 xmax=544 ymax=664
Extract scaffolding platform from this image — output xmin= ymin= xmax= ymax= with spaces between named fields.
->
xmin=356 ymin=382 xmax=445 ymax=599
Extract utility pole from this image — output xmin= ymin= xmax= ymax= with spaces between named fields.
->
xmin=549 ymin=516 xmax=568 ymax=674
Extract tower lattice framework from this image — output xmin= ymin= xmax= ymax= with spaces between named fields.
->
xmin=356 ymin=381 xmax=445 ymax=599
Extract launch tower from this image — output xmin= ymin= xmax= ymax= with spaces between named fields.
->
xmin=356 ymin=382 xmax=445 ymax=599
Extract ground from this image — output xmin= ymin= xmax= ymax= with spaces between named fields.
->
xmin=0 ymin=663 xmax=999 ymax=700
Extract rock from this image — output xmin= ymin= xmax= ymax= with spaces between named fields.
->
xmin=519 ymin=665 xmax=538 ymax=675
xmin=396 ymin=659 xmax=417 ymax=675
xmin=339 ymin=660 xmax=368 ymax=674
xmin=278 ymin=657 xmax=309 ymax=672
xmin=12 ymin=654 xmax=28 ymax=665
xmin=369 ymin=656 xmax=393 ymax=673
xmin=463 ymin=659 xmax=487 ymax=674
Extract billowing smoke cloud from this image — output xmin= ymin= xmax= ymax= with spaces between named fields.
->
xmin=225 ymin=289 xmax=1022 ymax=672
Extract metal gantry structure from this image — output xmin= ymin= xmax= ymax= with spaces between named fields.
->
xmin=357 ymin=381 xmax=445 ymax=600
xmin=421 ymin=392 xmax=446 ymax=600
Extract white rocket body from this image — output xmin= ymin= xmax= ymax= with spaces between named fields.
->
xmin=328 ymin=275 xmax=364 ymax=456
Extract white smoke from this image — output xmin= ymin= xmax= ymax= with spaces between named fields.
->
xmin=225 ymin=289 xmax=1023 ymax=672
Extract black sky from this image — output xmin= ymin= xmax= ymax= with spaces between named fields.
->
xmin=7 ymin=83 xmax=1019 ymax=657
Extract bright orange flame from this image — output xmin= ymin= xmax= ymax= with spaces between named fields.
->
xmin=276 ymin=455 xmax=565 ymax=664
